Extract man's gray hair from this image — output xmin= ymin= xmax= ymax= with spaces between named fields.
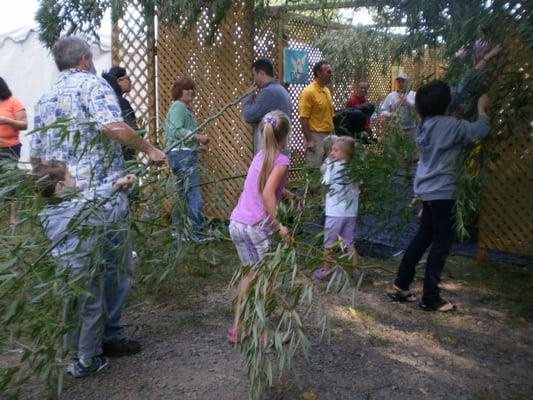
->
xmin=52 ymin=37 xmax=92 ymax=71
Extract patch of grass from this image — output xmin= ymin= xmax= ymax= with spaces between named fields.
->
xmin=179 ymin=313 xmax=206 ymax=328
xmin=440 ymin=332 xmax=459 ymax=346
xmin=349 ymin=304 xmax=381 ymax=320
xmin=134 ymin=238 xmax=239 ymax=308
xmin=445 ymin=256 xmax=533 ymax=322
xmin=368 ymin=328 xmax=392 ymax=346
xmin=209 ymin=303 xmax=234 ymax=319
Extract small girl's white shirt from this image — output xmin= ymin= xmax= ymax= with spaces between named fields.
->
xmin=321 ymin=158 xmax=360 ymax=217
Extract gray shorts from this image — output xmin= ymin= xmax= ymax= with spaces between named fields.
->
xmin=229 ymin=220 xmax=272 ymax=266
xmin=324 ymin=216 xmax=356 ymax=248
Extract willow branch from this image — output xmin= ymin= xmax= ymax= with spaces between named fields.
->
xmin=166 ymin=88 xmax=254 ymax=152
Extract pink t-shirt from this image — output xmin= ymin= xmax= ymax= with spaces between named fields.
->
xmin=230 ymin=151 xmax=290 ymax=225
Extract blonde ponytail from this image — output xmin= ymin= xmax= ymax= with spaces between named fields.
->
xmin=258 ymin=111 xmax=291 ymax=193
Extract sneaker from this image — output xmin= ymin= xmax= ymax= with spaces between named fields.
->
xmin=67 ymin=355 xmax=108 ymax=378
xmin=102 ymin=338 xmax=142 ymax=357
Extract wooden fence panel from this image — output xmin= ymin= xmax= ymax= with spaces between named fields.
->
xmin=157 ymin=2 xmax=254 ymax=217
xmin=113 ymin=4 xmax=533 ymax=261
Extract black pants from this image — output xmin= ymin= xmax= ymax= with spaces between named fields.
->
xmin=394 ymin=200 xmax=455 ymax=307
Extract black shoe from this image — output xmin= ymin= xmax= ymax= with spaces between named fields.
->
xmin=102 ymin=339 xmax=142 ymax=357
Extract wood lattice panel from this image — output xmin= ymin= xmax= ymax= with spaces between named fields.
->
xmin=476 ymin=31 xmax=533 ymax=259
xmin=254 ymin=15 xmax=329 ymax=168
xmin=112 ymin=0 xmax=156 ymax=136
xmin=478 ymin=132 xmax=533 ymax=256
xmin=392 ymin=48 xmax=445 ymax=91
xmin=157 ymin=2 xmax=253 ymax=217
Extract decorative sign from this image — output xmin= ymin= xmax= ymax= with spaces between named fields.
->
xmin=283 ymin=48 xmax=309 ymax=84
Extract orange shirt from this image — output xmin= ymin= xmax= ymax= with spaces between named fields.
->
xmin=0 ymin=96 xmax=25 ymax=147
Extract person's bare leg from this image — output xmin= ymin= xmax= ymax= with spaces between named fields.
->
xmin=9 ymin=202 xmax=16 ymax=225
xmin=347 ymin=244 xmax=360 ymax=270
xmin=323 ymin=247 xmax=334 ymax=274
xmin=232 ymin=270 xmax=255 ymax=330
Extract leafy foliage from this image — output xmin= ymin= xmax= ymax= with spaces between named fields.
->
xmin=316 ymin=26 xmax=400 ymax=85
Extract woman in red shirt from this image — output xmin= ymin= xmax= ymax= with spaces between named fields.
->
xmin=0 ymin=77 xmax=27 ymax=224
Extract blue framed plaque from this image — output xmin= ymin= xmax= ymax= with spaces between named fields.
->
xmin=283 ymin=48 xmax=309 ymax=84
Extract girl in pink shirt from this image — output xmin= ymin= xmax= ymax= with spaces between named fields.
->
xmin=228 ymin=110 xmax=295 ymax=344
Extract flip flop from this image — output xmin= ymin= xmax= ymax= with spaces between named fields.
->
xmin=314 ymin=267 xmax=333 ymax=281
xmin=418 ymin=300 xmax=456 ymax=313
xmin=387 ymin=286 xmax=417 ymax=303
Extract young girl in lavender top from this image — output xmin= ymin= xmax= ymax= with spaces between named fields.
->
xmin=227 ymin=110 xmax=295 ymax=344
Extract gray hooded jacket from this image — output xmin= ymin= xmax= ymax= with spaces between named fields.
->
xmin=414 ymin=115 xmax=490 ymax=201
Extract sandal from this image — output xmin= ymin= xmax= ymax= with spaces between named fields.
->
xmin=418 ymin=300 xmax=456 ymax=313
xmin=314 ymin=267 xmax=333 ymax=281
xmin=387 ymin=286 xmax=417 ymax=303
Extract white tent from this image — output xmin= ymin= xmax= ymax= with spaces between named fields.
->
xmin=0 ymin=27 xmax=112 ymax=163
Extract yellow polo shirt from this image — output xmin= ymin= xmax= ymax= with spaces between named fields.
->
xmin=298 ymin=80 xmax=334 ymax=133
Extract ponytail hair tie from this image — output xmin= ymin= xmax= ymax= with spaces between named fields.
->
xmin=262 ymin=115 xmax=277 ymax=128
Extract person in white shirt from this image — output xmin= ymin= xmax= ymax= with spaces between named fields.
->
xmin=380 ymin=73 xmax=417 ymax=140
xmin=314 ymin=136 xmax=360 ymax=280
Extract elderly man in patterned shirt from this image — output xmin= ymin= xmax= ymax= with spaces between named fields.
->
xmin=31 ymin=36 xmax=166 ymax=377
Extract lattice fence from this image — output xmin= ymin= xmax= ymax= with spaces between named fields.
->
xmin=255 ymin=14 xmax=329 ymax=168
xmin=477 ymin=34 xmax=533 ymax=259
xmin=392 ymin=49 xmax=445 ymax=91
xmin=253 ymin=13 xmax=441 ymax=169
xmin=157 ymin=2 xmax=254 ymax=217
xmin=113 ymin=3 xmax=531 ymax=260
xmin=478 ymin=132 xmax=533 ymax=257
xmin=113 ymin=4 xmax=440 ymax=216
xmin=111 ymin=0 xmax=156 ymax=137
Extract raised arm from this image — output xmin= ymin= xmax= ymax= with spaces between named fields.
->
xmin=242 ymin=86 xmax=271 ymax=124
xmin=104 ymin=122 xmax=166 ymax=164
xmin=455 ymin=94 xmax=491 ymax=144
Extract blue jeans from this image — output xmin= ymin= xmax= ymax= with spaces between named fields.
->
xmin=167 ymin=149 xmax=203 ymax=238
xmin=102 ymin=216 xmax=133 ymax=343
xmin=0 ymin=143 xmax=21 ymax=159
xmin=57 ymin=193 xmax=132 ymax=352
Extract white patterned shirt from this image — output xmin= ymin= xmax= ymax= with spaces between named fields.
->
xmin=321 ymin=159 xmax=360 ymax=218
xmin=31 ymin=69 xmax=125 ymax=192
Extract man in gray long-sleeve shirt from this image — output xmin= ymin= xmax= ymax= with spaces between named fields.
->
xmin=242 ymin=59 xmax=292 ymax=154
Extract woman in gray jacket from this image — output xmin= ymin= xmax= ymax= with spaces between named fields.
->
xmin=389 ymin=80 xmax=491 ymax=312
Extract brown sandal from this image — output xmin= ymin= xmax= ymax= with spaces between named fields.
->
xmin=418 ymin=300 xmax=456 ymax=313
xmin=388 ymin=286 xmax=417 ymax=303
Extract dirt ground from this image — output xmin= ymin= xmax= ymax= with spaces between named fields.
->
xmin=21 ymin=253 xmax=533 ymax=400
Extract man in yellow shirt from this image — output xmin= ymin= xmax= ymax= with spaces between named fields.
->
xmin=299 ymin=60 xmax=334 ymax=167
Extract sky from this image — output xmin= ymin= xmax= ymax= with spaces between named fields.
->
xmin=1 ymin=0 xmax=39 ymax=34
xmin=0 ymin=0 xmax=111 ymax=36
xmin=1 ymin=1 xmax=374 ymax=35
